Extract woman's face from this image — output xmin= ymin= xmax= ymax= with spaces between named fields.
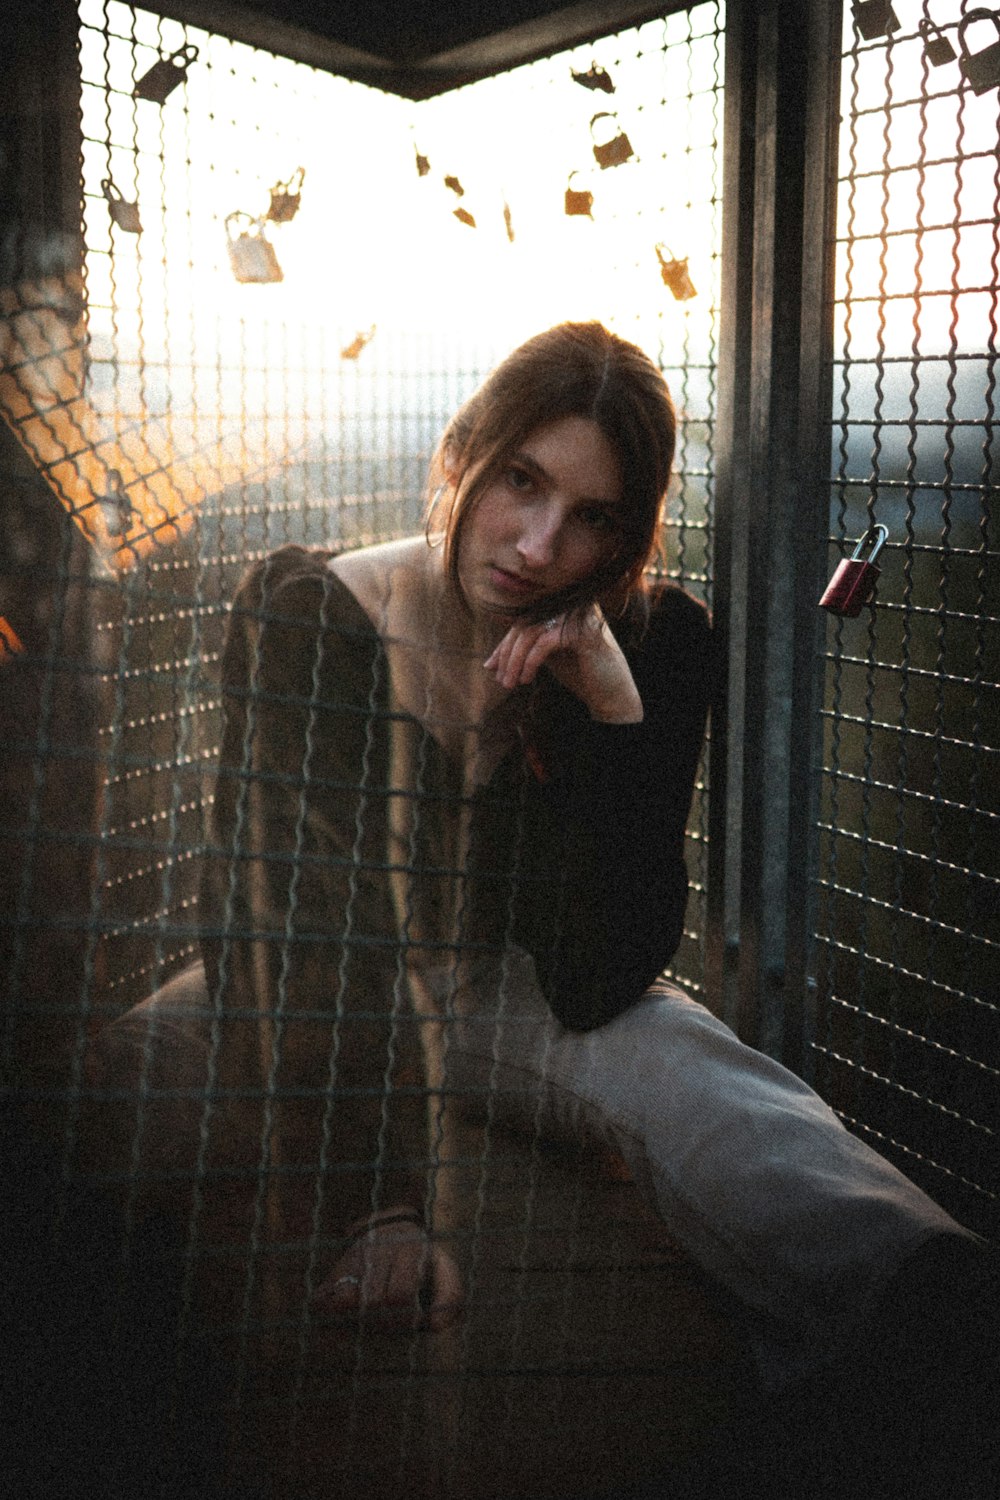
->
xmin=455 ymin=415 xmax=624 ymax=622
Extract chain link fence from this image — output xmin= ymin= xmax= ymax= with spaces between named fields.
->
xmin=812 ymin=0 xmax=998 ymax=1241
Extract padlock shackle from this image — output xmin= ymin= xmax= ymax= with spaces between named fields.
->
xmin=850 ymin=522 xmax=889 ymax=562
xmin=958 ymin=6 xmax=1000 ymax=42
xmin=589 ymin=110 xmax=619 ymax=140
xmin=226 ymin=210 xmax=269 ymax=242
xmin=918 ymin=16 xmax=950 ymax=39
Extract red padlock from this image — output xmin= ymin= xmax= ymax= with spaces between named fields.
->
xmin=819 ymin=524 xmax=888 ymax=617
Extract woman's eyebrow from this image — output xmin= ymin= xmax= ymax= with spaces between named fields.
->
xmin=509 ymin=451 xmax=622 ymax=508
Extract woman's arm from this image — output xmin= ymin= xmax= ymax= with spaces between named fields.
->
xmin=507 ymin=586 xmax=716 ymax=1030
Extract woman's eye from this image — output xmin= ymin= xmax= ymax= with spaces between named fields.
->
xmin=579 ymin=507 xmax=616 ymax=533
xmin=506 ymin=467 xmax=534 ymax=492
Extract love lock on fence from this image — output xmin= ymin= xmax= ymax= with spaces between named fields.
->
xmin=226 ymin=213 xmax=283 ymax=283
xmin=852 ymin=0 xmax=900 ymax=41
xmin=819 ymin=524 xmax=889 ymax=617
xmin=918 ymin=16 xmax=957 ymax=66
xmin=590 ymin=112 xmax=634 ymax=169
xmin=102 ymin=179 xmax=141 ymax=234
xmin=957 ymin=8 xmax=1000 ymax=94
xmin=564 ymin=172 xmax=594 ymax=217
xmin=133 ymin=43 xmax=199 ymax=104
xmin=656 ymin=246 xmax=697 ymax=300
xmin=571 ymin=62 xmax=615 ymax=94
xmin=267 ymin=167 xmax=305 ymax=223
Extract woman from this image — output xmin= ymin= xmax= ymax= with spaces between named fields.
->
xmin=91 ymin=322 xmax=983 ymax=1392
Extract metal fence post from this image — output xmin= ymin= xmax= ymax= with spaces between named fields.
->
xmin=708 ymin=0 xmax=842 ymax=1070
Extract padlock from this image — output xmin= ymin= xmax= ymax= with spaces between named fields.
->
xmin=341 ymin=326 xmax=376 ymax=360
xmin=918 ymin=17 xmax=957 ymax=67
xmin=957 ymin=8 xmax=1000 ymax=95
xmin=564 ymin=172 xmax=594 ymax=217
xmin=267 ymin=166 xmax=305 ymax=223
xmin=99 ymin=470 xmax=138 ymax=537
xmin=819 ymin=524 xmax=889 ymax=617
xmin=102 ymin=179 xmax=142 ymax=234
xmin=134 ymin=43 xmax=199 ymax=104
xmin=852 ymin=0 xmax=900 ymax=41
xmin=590 ymin=112 xmax=634 ymax=170
xmin=655 ymin=245 xmax=697 ymax=300
xmin=571 ymin=62 xmax=615 ymax=94
xmin=226 ymin=213 xmax=283 ymax=283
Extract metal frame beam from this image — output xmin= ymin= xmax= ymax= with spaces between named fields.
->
xmin=140 ymin=0 xmax=695 ymax=98
xmin=708 ymin=0 xmax=843 ymax=1068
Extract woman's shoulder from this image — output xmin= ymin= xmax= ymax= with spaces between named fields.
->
xmin=232 ymin=538 xmax=429 ymax=631
xmin=624 ymin=576 xmax=712 ymax=653
xmin=328 ymin=536 xmax=430 ymax=629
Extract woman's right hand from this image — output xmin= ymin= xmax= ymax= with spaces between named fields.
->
xmin=484 ymin=605 xmax=643 ymax=723
xmin=313 ymin=1211 xmax=464 ymax=1332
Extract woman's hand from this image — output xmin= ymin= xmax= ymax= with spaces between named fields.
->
xmin=313 ymin=1209 xmax=464 ymax=1332
xmin=483 ymin=605 xmax=643 ymax=723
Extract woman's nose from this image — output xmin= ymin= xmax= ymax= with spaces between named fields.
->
xmin=516 ymin=505 xmax=560 ymax=568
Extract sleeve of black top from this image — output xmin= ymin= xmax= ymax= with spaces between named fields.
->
xmin=518 ymin=586 xmax=715 ymax=1031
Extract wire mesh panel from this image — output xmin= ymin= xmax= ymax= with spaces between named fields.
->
xmin=1 ymin=4 xmax=728 ymax=1496
xmin=813 ymin=1 xmax=999 ymax=1241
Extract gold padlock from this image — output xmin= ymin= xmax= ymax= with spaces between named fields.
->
xmin=656 ymin=246 xmax=697 ymax=301
xmin=341 ymin=326 xmax=376 ymax=360
xmin=267 ymin=166 xmax=305 ymax=223
xmin=590 ymin=112 xmax=634 ymax=170
xmin=226 ymin=212 xmax=283 ymax=284
xmin=564 ymin=171 xmax=594 ymax=218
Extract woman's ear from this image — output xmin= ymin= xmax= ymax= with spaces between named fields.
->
xmin=441 ymin=445 xmax=461 ymax=487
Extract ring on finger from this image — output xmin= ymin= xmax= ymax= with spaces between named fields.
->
xmin=544 ymin=617 xmax=561 ymax=631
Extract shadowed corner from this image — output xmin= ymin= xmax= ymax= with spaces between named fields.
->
xmin=0 ymin=1095 xmax=228 ymax=1500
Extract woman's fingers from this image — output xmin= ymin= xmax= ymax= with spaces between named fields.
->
xmin=314 ymin=1230 xmax=463 ymax=1330
xmin=424 ymin=1244 xmax=465 ymax=1331
xmin=484 ymin=616 xmax=565 ymax=689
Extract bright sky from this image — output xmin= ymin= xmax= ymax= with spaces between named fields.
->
xmin=78 ymin=2 xmax=723 ymax=378
xmin=24 ymin=0 xmax=993 ymax=567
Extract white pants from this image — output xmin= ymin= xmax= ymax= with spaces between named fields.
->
xmin=422 ymin=950 xmax=975 ymax=1387
xmin=97 ymin=953 xmax=975 ymax=1389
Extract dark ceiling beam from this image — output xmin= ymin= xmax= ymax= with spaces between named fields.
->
xmin=145 ymin=0 xmax=692 ymax=99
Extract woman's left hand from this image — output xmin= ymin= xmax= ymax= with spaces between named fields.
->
xmin=483 ymin=605 xmax=643 ymax=723
xmin=313 ymin=1213 xmax=464 ymax=1332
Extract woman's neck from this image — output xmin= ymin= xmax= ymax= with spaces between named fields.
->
xmin=329 ymin=536 xmax=524 ymax=772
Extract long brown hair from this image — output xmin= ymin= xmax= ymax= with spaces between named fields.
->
xmin=427 ymin=321 xmax=676 ymax=621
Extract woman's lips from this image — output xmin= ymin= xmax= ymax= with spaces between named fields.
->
xmin=488 ymin=565 xmax=539 ymax=596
